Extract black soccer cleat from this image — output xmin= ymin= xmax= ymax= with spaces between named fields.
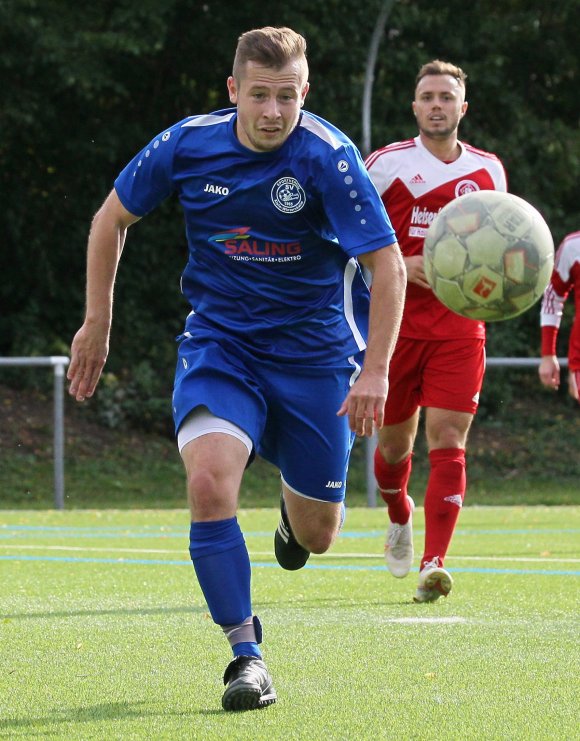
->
xmin=274 ymin=495 xmax=310 ymax=570
xmin=222 ymin=656 xmax=277 ymax=711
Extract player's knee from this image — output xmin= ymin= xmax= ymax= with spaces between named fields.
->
xmin=186 ymin=468 xmax=235 ymax=519
xmin=296 ymin=523 xmax=337 ymax=554
xmin=378 ymin=441 xmax=412 ymax=466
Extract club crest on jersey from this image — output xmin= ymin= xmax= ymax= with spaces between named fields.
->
xmin=271 ymin=177 xmax=306 ymax=214
xmin=455 ymin=180 xmax=480 ymax=198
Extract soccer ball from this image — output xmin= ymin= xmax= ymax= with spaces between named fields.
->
xmin=423 ymin=190 xmax=554 ymax=321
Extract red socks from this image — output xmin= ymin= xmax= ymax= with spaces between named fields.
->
xmin=422 ymin=448 xmax=466 ymax=570
xmin=374 ymin=448 xmax=413 ymax=525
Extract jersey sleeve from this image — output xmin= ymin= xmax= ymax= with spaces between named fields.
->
xmin=539 ymin=236 xmax=577 ymax=353
xmin=320 ymin=144 xmax=398 ymax=257
xmin=114 ymin=123 xmax=182 ymax=217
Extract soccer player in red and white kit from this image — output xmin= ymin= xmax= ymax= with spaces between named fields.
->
xmin=539 ymin=231 xmax=580 ymax=404
xmin=365 ymin=60 xmax=507 ymax=602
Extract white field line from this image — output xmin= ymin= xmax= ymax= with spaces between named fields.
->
xmin=1 ymin=544 xmax=578 ymax=564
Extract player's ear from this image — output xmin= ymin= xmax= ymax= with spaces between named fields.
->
xmin=227 ymin=76 xmax=238 ymax=105
xmin=460 ymin=100 xmax=468 ymax=118
xmin=300 ymin=81 xmax=310 ymax=107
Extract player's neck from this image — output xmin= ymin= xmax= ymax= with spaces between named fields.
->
xmin=419 ymin=133 xmax=461 ymax=163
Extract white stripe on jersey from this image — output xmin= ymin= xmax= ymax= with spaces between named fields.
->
xmin=181 ymin=112 xmax=236 ymax=128
xmin=343 ymin=258 xmax=367 ymax=351
xmin=300 ymin=114 xmax=343 ymax=151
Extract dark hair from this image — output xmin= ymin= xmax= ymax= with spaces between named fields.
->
xmin=232 ymin=26 xmax=308 ymax=82
xmin=415 ymin=60 xmax=467 ymax=90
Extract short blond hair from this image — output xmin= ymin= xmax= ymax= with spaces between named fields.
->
xmin=415 ymin=60 xmax=467 ymax=91
xmin=232 ymin=26 xmax=308 ymax=83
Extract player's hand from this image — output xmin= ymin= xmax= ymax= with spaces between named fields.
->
xmin=67 ymin=321 xmax=110 ymax=402
xmin=538 ymin=355 xmax=560 ymax=391
xmin=336 ymin=369 xmax=388 ymax=437
xmin=568 ymin=370 xmax=580 ymax=403
xmin=404 ymin=255 xmax=431 ymax=289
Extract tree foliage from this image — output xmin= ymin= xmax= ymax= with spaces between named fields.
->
xmin=1 ymin=0 xmax=578 ymax=421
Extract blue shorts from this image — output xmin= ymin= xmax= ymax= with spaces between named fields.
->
xmin=172 ymin=331 xmax=362 ymax=502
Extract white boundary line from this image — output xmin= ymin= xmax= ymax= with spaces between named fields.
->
xmin=1 ymin=544 xmax=579 ymax=564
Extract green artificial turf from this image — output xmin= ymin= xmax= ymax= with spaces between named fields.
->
xmin=1 ymin=506 xmax=578 ymax=739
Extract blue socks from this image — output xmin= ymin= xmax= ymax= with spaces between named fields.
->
xmin=189 ymin=517 xmax=261 ymax=658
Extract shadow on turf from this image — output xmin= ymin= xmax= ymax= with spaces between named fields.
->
xmin=1 ymin=605 xmax=207 ymax=621
xmin=0 ymin=701 xmax=207 ymax=734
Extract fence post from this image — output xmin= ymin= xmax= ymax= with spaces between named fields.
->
xmin=0 ymin=356 xmax=70 ymax=509
xmin=52 ymin=358 xmax=67 ymax=510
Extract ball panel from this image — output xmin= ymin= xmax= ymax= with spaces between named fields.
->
xmin=431 ymin=235 xmax=467 ymax=278
xmin=465 ymin=225 xmax=509 ymax=267
xmin=431 ymin=278 xmax=471 ymax=313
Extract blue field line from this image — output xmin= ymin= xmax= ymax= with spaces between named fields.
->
xmin=0 ymin=530 xmax=188 ymax=540
xmin=1 ymin=554 xmax=578 ymax=576
xmin=1 ymin=526 xmax=579 ymax=540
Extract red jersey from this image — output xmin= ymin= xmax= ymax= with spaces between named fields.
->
xmin=540 ymin=231 xmax=580 ymax=371
xmin=365 ymin=136 xmax=507 ymax=339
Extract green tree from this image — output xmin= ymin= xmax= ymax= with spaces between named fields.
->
xmin=1 ymin=0 xmax=578 ymax=426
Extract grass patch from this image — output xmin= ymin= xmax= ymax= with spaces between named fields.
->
xmin=1 ymin=506 xmax=578 ymax=739
xmin=1 ymin=381 xmax=579 ymax=509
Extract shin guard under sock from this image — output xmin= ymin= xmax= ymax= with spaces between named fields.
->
xmin=374 ymin=448 xmax=413 ymax=524
xmin=189 ymin=518 xmax=261 ymax=658
xmin=422 ymin=448 xmax=466 ymax=569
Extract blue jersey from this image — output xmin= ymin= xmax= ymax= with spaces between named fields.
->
xmin=114 ymin=108 xmax=397 ymax=363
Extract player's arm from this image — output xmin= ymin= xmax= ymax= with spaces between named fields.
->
xmin=404 ymin=254 xmax=431 ymax=289
xmin=337 ymin=242 xmax=406 ymax=437
xmin=538 ymin=284 xmax=566 ymax=391
xmin=567 ymin=369 xmax=580 ymax=402
xmin=68 ymin=189 xmax=141 ymax=401
xmin=538 ymin=353 xmax=560 ymax=391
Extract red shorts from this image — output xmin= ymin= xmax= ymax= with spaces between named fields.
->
xmin=384 ymin=337 xmax=486 ymax=424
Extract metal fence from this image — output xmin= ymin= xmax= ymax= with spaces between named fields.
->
xmin=0 ymin=355 xmax=570 ymax=510
xmin=1 ymin=356 xmax=70 ymax=509
xmin=364 ymin=355 xmax=569 ymax=507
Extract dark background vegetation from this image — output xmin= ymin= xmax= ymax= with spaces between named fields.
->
xmin=1 ymin=1 xmax=579 ymax=506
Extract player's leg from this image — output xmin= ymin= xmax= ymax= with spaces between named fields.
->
xmin=415 ymin=337 xmax=484 ymax=602
xmin=280 ymin=483 xmax=344 ymax=557
xmin=375 ymin=415 xmax=419 ymax=577
xmin=413 ymin=407 xmax=472 ymax=602
xmin=376 ymin=413 xmax=419 ymax=518
xmin=180 ymin=416 xmax=276 ymax=711
xmin=173 ymin=336 xmax=275 ymax=711
xmin=374 ymin=337 xmax=423 ymax=578
xmin=260 ymin=359 xmax=354 ymax=570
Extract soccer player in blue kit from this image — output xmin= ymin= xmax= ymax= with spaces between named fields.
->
xmin=68 ymin=26 xmax=406 ymax=711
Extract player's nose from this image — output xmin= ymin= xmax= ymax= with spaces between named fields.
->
xmin=263 ymin=99 xmax=281 ymax=118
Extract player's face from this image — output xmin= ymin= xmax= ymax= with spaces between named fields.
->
xmin=227 ymin=60 xmax=309 ymax=152
xmin=412 ymin=74 xmax=467 ymax=141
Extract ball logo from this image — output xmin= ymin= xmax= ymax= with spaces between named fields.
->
xmin=162 ymin=131 xmax=171 ymax=142
xmin=337 ymin=160 xmax=349 ymax=173
xmin=473 ymin=275 xmax=498 ymax=299
xmin=455 ymin=180 xmax=480 ymax=198
xmin=271 ymin=177 xmax=306 ymax=214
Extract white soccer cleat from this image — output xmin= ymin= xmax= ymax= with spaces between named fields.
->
xmin=384 ymin=496 xmax=415 ymax=578
xmin=414 ymin=557 xmax=453 ymax=603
